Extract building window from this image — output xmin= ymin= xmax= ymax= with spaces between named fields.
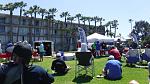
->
xmin=35 ymin=20 xmax=39 ymax=26
xmin=35 ymin=28 xmax=40 ymax=35
xmin=0 ymin=26 xmax=5 ymax=33
xmin=0 ymin=18 xmax=5 ymax=23
xmin=22 ymin=19 xmax=26 ymax=25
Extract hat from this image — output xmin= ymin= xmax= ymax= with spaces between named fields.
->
xmin=56 ymin=53 xmax=61 ymax=57
xmin=108 ymin=55 xmax=114 ymax=60
xmin=13 ymin=43 xmax=32 ymax=58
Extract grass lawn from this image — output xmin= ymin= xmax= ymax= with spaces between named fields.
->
xmin=32 ymin=57 xmax=149 ymax=84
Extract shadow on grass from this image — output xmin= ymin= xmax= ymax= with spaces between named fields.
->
xmin=52 ymin=73 xmax=67 ymax=77
xmin=104 ymin=76 xmax=122 ymax=81
xmin=72 ymin=75 xmax=93 ymax=83
xmin=94 ymin=55 xmax=109 ymax=59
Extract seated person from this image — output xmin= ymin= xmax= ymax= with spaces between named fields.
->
xmin=109 ymin=46 xmax=121 ymax=61
xmin=97 ymin=55 xmax=122 ymax=80
xmin=51 ymin=53 xmax=70 ymax=75
xmin=0 ymin=42 xmax=54 ymax=84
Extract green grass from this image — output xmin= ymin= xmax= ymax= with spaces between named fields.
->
xmin=0 ymin=57 xmax=148 ymax=84
xmin=32 ymin=57 xmax=149 ymax=84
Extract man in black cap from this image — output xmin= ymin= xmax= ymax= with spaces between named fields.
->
xmin=51 ymin=53 xmax=70 ymax=75
xmin=0 ymin=42 xmax=54 ymax=84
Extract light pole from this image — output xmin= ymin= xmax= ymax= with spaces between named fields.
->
xmin=129 ymin=19 xmax=133 ymax=32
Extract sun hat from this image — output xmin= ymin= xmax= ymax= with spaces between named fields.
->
xmin=108 ymin=55 xmax=114 ymax=60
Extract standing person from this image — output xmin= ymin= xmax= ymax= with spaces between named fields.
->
xmin=91 ymin=42 xmax=96 ymax=58
xmin=0 ymin=40 xmax=2 ymax=54
xmin=51 ymin=53 xmax=70 ymax=75
xmin=97 ymin=55 xmax=122 ymax=80
xmin=38 ymin=42 xmax=45 ymax=61
xmin=95 ymin=41 xmax=101 ymax=57
xmin=0 ymin=42 xmax=54 ymax=84
xmin=6 ymin=42 xmax=14 ymax=60
xmin=101 ymin=41 xmax=107 ymax=55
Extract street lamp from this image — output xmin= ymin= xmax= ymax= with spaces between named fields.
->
xmin=129 ymin=19 xmax=133 ymax=32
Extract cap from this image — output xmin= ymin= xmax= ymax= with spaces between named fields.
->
xmin=108 ymin=55 xmax=114 ymax=60
xmin=13 ymin=43 xmax=32 ymax=58
xmin=56 ymin=53 xmax=61 ymax=57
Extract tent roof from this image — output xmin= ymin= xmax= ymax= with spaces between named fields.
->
xmin=87 ymin=33 xmax=114 ymax=43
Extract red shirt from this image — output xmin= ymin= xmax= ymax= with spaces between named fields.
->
xmin=109 ymin=48 xmax=121 ymax=60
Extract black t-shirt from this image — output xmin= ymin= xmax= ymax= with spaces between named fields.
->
xmin=51 ymin=59 xmax=67 ymax=73
xmin=0 ymin=62 xmax=54 ymax=84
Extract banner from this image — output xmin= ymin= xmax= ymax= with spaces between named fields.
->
xmin=131 ymin=33 xmax=138 ymax=44
xmin=78 ymin=27 xmax=87 ymax=43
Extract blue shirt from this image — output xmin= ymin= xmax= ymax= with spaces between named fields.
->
xmin=104 ymin=60 xmax=122 ymax=80
xmin=96 ymin=41 xmax=100 ymax=50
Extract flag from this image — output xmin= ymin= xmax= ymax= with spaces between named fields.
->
xmin=78 ymin=27 xmax=87 ymax=43
xmin=131 ymin=33 xmax=138 ymax=44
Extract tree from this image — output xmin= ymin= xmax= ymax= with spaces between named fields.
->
xmin=48 ymin=8 xmax=58 ymax=40
xmin=0 ymin=4 xmax=3 ymax=10
xmin=60 ymin=12 xmax=70 ymax=27
xmin=67 ymin=16 xmax=75 ymax=50
xmin=112 ymin=20 xmax=118 ymax=38
xmin=29 ymin=5 xmax=40 ymax=41
xmin=80 ymin=16 xmax=87 ymax=26
xmin=75 ymin=13 xmax=82 ymax=26
xmin=133 ymin=20 xmax=150 ymax=41
xmin=91 ymin=16 xmax=99 ymax=32
xmin=86 ymin=16 xmax=92 ymax=31
xmin=38 ymin=8 xmax=47 ymax=40
xmin=3 ymin=2 xmax=18 ymax=42
xmin=23 ymin=9 xmax=34 ymax=44
xmin=98 ymin=17 xmax=105 ymax=26
xmin=15 ymin=1 xmax=27 ymax=42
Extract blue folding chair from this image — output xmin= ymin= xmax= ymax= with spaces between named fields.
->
xmin=141 ymin=49 xmax=150 ymax=62
xmin=126 ymin=49 xmax=140 ymax=64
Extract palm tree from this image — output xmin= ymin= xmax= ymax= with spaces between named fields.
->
xmin=75 ymin=13 xmax=82 ymax=26
xmin=67 ymin=16 xmax=75 ymax=25
xmin=15 ymin=1 xmax=27 ymax=42
xmin=0 ymin=4 xmax=3 ymax=10
xmin=60 ymin=11 xmax=70 ymax=27
xmin=23 ymin=9 xmax=34 ymax=44
xmin=67 ymin=16 xmax=75 ymax=50
xmin=80 ymin=16 xmax=87 ymax=26
xmin=48 ymin=8 xmax=58 ymax=40
xmin=60 ymin=12 xmax=70 ymax=50
xmin=112 ymin=20 xmax=118 ymax=38
xmin=30 ymin=5 xmax=40 ymax=41
xmin=86 ymin=17 xmax=92 ymax=33
xmin=38 ymin=8 xmax=47 ymax=40
xmin=98 ymin=17 xmax=105 ymax=26
xmin=3 ymin=3 xmax=18 ymax=42
xmin=91 ymin=16 xmax=99 ymax=32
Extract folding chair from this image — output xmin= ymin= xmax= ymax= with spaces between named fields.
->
xmin=126 ymin=49 xmax=140 ymax=64
xmin=141 ymin=49 xmax=150 ymax=62
xmin=75 ymin=52 xmax=94 ymax=78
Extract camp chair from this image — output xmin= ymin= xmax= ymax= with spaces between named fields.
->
xmin=126 ymin=49 xmax=140 ymax=64
xmin=75 ymin=52 xmax=94 ymax=78
xmin=32 ymin=50 xmax=40 ymax=61
xmin=141 ymin=49 xmax=150 ymax=62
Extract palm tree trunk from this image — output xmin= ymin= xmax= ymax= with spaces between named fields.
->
xmin=10 ymin=10 xmax=13 ymax=42
xmin=17 ymin=8 xmax=22 ymax=42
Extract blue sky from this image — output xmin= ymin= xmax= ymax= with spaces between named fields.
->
xmin=1 ymin=0 xmax=150 ymax=38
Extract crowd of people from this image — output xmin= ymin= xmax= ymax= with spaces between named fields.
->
xmin=0 ymin=38 xmax=150 ymax=84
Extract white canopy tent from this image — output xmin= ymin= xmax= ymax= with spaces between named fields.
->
xmin=87 ymin=33 xmax=114 ymax=43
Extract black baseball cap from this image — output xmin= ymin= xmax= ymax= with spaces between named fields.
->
xmin=13 ymin=43 xmax=32 ymax=58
